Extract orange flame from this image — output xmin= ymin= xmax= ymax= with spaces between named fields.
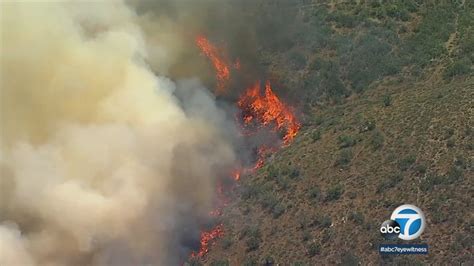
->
xmin=195 ymin=35 xmax=230 ymax=94
xmin=191 ymin=36 xmax=301 ymax=261
xmin=238 ymin=81 xmax=300 ymax=144
xmin=191 ymin=224 xmax=224 ymax=258
xmin=232 ymin=170 xmax=241 ymax=181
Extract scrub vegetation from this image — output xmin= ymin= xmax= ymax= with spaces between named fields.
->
xmin=197 ymin=1 xmax=473 ymax=264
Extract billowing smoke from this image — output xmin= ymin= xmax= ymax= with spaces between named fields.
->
xmin=0 ymin=1 xmax=237 ymax=265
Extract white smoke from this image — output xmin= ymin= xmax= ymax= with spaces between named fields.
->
xmin=0 ymin=1 xmax=236 ymax=265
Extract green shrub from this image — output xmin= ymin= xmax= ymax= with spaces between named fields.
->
xmin=398 ymin=155 xmax=416 ymax=171
xmin=221 ymin=237 xmax=233 ymax=250
xmin=345 ymin=34 xmax=401 ymax=92
xmin=383 ymin=94 xmax=392 ymax=107
xmin=443 ymin=128 xmax=455 ymax=139
xmin=261 ymin=192 xmax=278 ymax=210
xmin=321 ymin=229 xmax=333 ymax=244
xmin=298 ymin=214 xmax=310 ymax=229
xmin=292 ymin=261 xmax=307 ymax=266
xmin=267 ymin=165 xmax=278 ymax=178
xmin=243 ymin=257 xmax=257 ymax=266
xmin=431 ymin=209 xmax=448 ymax=224
xmin=340 ymin=252 xmax=360 ymax=265
xmin=385 ymin=4 xmax=410 ymax=21
xmin=404 ymin=4 xmax=455 ymax=67
xmin=240 ymin=225 xmax=260 ymax=240
xmin=336 ymin=149 xmax=353 ymax=166
xmin=444 ymin=59 xmax=472 ymax=78
xmin=246 ymin=237 xmax=260 ymax=251
xmin=302 ymin=229 xmax=311 ymax=241
xmin=329 ymin=11 xmax=359 ymax=28
xmin=338 ymin=135 xmax=356 ymax=148
xmin=349 ymin=211 xmax=365 ymax=224
xmin=311 ymin=130 xmax=321 ymax=142
xmin=326 ymin=184 xmax=344 ymax=201
xmin=316 ymin=215 xmax=332 ymax=228
xmin=454 ymin=155 xmax=467 ymax=168
xmin=272 ymin=203 xmax=286 ymax=218
xmin=276 ymin=175 xmax=289 ymax=190
xmin=188 ymin=258 xmax=203 ymax=266
xmin=210 ymin=260 xmax=229 ymax=266
xmin=307 ymin=242 xmax=321 ymax=257
xmin=241 ymin=183 xmax=259 ymax=200
xmin=289 ymin=51 xmax=307 ymax=69
xmin=455 ymin=232 xmax=473 ymax=249
xmin=308 ymin=58 xmax=349 ymax=102
xmin=288 ymin=167 xmax=300 ymax=179
xmin=261 ymin=256 xmax=275 ymax=265
xmin=308 ymin=187 xmax=321 ymax=201
xmin=446 ymin=166 xmax=463 ymax=184
xmin=446 ymin=138 xmax=455 ymax=148
xmin=317 ymin=215 xmax=332 ymax=228
xmin=312 ymin=116 xmax=324 ymax=126
xmin=363 ymin=120 xmax=376 ymax=131
xmin=376 ymin=173 xmax=403 ymax=193
xmin=414 ymin=163 xmax=427 ymax=174
xmin=370 ymin=130 xmax=384 ymax=150
xmin=420 ymin=174 xmax=444 ymax=192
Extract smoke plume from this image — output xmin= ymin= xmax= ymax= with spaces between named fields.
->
xmin=0 ymin=1 xmax=236 ymax=265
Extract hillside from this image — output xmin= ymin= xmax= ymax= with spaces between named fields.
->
xmin=190 ymin=1 xmax=473 ymax=265
xmin=199 ymin=75 xmax=472 ymax=265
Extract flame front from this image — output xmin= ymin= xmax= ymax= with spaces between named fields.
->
xmin=238 ymin=81 xmax=301 ymax=144
xmin=190 ymin=224 xmax=224 ymax=258
xmin=195 ymin=35 xmax=230 ymax=94
xmin=191 ymin=36 xmax=301 ymax=261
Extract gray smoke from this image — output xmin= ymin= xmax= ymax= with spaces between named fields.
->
xmin=0 ymin=1 xmax=237 ymax=265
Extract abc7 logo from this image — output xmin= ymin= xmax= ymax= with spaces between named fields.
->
xmin=380 ymin=204 xmax=425 ymax=240
xmin=380 ymin=220 xmax=401 ymax=240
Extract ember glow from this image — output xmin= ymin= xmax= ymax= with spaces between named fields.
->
xmin=190 ymin=224 xmax=224 ymax=258
xmin=232 ymin=170 xmax=241 ymax=181
xmin=195 ymin=35 xmax=231 ymax=94
xmin=238 ymin=81 xmax=301 ymax=144
xmin=253 ymin=145 xmax=278 ymax=170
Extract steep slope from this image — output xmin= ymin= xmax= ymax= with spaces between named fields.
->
xmin=186 ymin=1 xmax=473 ymax=265
xmin=200 ymin=75 xmax=473 ymax=265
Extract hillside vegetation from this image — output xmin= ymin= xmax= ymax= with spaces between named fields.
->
xmin=193 ymin=1 xmax=473 ymax=265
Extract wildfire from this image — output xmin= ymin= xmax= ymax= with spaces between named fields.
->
xmin=190 ymin=36 xmax=301 ymax=261
xmin=195 ymin=35 xmax=230 ymax=94
xmin=238 ymin=81 xmax=301 ymax=144
xmin=190 ymin=224 xmax=224 ymax=258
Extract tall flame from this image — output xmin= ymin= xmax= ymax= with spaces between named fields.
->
xmin=238 ymin=81 xmax=301 ymax=144
xmin=195 ymin=35 xmax=230 ymax=94
xmin=190 ymin=36 xmax=301 ymax=261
